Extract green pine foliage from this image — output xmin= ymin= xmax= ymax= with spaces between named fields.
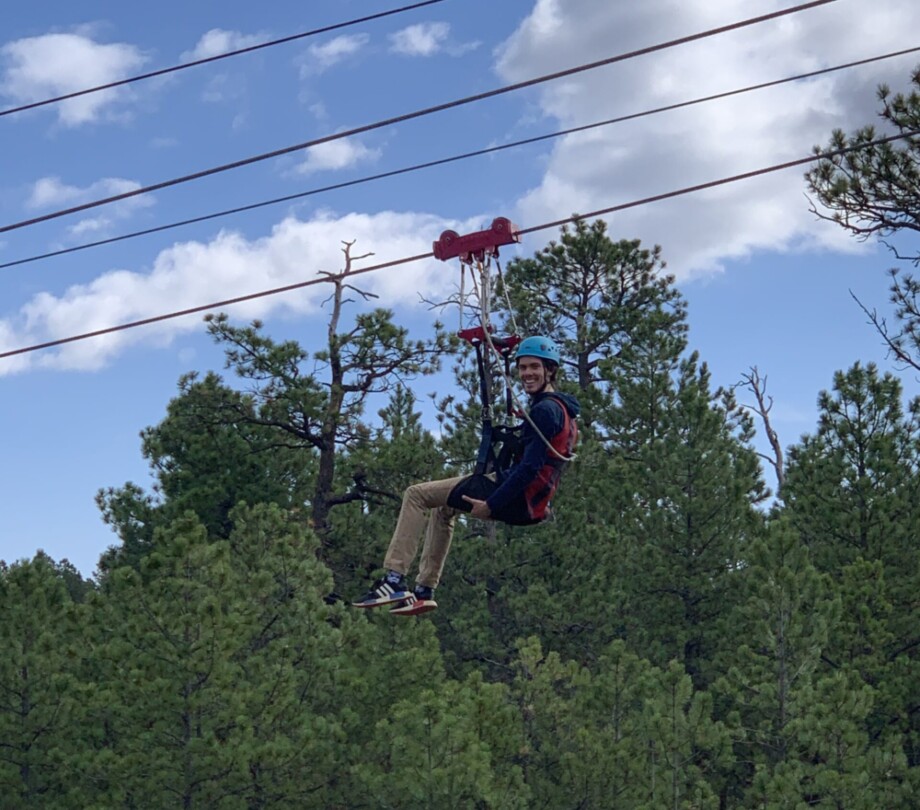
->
xmin=713 ymin=520 xmax=841 ymax=803
xmin=613 ymin=354 xmax=767 ymax=687
xmin=781 ymin=362 xmax=920 ymax=796
xmin=73 ymin=504 xmax=450 ymax=807
xmin=95 ymin=369 xmax=309 ymax=578
xmin=9 ymin=206 xmax=920 ymax=803
xmin=87 ymin=508 xmax=338 ymax=806
xmin=806 ymin=67 xmax=920 ymax=369
xmin=510 ymin=637 xmax=729 ymax=809
xmin=356 ymin=672 xmax=528 ymax=809
xmin=0 ymin=556 xmax=84 ymax=806
xmin=494 ymin=218 xmax=689 ymax=448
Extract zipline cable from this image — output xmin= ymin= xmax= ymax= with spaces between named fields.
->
xmin=4 ymin=42 xmax=916 ymax=273
xmin=0 ymin=0 xmax=446 ymax=118
xmin=1 ymin=126 xmax=915 ymax=362
xmin=0 ymin=0 xmax=838 ymax=236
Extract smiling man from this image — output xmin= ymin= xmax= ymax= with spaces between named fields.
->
xmin=353 ymin=335 xmax=580 ymax=616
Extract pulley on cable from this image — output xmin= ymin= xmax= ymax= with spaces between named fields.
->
xmin=433 ymin=217 xmax=523 ymax=476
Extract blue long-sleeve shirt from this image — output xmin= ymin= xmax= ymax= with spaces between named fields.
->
xmin=485 ymin=390 xmax=580 ymax=516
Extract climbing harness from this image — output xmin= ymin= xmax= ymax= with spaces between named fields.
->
xmin=432 ymin=218 xmax=576 ymax=473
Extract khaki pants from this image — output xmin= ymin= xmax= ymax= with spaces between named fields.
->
xmin=383 ymin=474 xmax=475 ymax=588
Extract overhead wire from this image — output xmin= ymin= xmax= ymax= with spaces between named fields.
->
xmin=4 ymin=43 xmax=918 ymax=273
xmin=2 ymin=127 xmax=917 ymax=362
xmin=0 ymin=0 xmax=447 ymax=119
xmin=0 ymin=0 xmax=839 ymax=236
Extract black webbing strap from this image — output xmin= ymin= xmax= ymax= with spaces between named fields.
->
xmin=472 ymin=340 xmax=494 ymax=475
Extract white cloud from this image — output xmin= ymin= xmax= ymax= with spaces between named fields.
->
xmin=301 ymin=34 xmax=369 ymax=75
xmin=200 ymin=72 xmax=243 ymax=104
xmin=389 ymin=22 xmax=450 ymax=56
xmin=178 ymin=29 xmax=262 ymax=106
xmin=495 ymin=0 xmax=920 ymax=278
xmin=27 ymin=177 xmax=83 ymax=209
xmin=181 ymin=29 xmax=264 ymax=62
xmin=0 ymin=210 xmax=485 ymax=375
xmin=0 ymin=32 xmax=148 ymax=126
xmin=26 ymin=175 xmax=155 ymax=238
xmin=0 ymin=321 xmax=29 ymax=375
xmin=294 ymin=138 xmax=382 ymax=175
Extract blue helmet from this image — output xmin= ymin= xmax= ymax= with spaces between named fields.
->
xmin=514 ymin=335 xmax=560 ymax=365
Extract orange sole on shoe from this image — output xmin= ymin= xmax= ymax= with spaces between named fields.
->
xmin=390 ymin=599 xmax=438 ymax=616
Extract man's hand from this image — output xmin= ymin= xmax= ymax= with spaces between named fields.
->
xmin=462 ymin=495 xmax=492 ymax=520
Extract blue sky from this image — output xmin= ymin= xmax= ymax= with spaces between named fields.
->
xmin=2 ymin=0 xmax=919 ymax=578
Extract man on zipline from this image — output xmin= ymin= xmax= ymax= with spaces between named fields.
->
xmin=353 ymin=335 xmax=580 ymax=616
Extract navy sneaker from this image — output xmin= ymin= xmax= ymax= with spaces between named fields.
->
xmin=390 ymin=585 xmax=438 ymax=616
xmin=352 ymin=575 xmax=411 ymax=608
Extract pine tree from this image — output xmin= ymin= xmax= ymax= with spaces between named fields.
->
xmin=613 ymin=354 xmax=767 ymax=686
xmin=496 ymin=217 xmax=687 ymax=430
xmin=806 ymin=67 xmax=920 ymax=371
xmin=203 ymin=240 xmax=451 ymax=538
xmin=98 ymin=240 xmax=452 ymax=582
xmin=713 ymin=520 xmax=840 ymax=805
xmin=439 ymin=220 xmax=689 ymax=666
xmin=80 ymin=500 xmax=459 ymax=807
xmin=753 ymin=669 xmax=914 ymax=809
xmin=509 ymin=636 xmax=729 ymax=808
xmin=781 ymin=362 xmax=920 ymax=781
xmin=0 ymin=556 xmax=82 ymax=806
xmin=97 ymin=371 xmax=306 ymax=574
xmin=440 ymin=224 xmax=764 ymax=692
xmin=355 ymin=672 xmax=528 ymax=810
xmin=82 ymin=505 xmax=352 ymax=807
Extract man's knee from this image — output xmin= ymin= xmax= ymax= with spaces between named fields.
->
xmin=405 ymin=479 xmax=456 ymax=510
xmin=405 ymin=482 xmax=427 ymax=505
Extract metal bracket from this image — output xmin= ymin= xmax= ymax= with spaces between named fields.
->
xmin=433 ymin=217 xmax=521 ymax=264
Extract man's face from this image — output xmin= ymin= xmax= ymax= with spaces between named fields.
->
xmin=517 ymin=356 xmax=547 ymax=394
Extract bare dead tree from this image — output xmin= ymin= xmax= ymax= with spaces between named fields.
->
xmin=736 ymin=366 xmax=784 ymax=495
xmin=207 ymin=239 xmax=452 ymax=534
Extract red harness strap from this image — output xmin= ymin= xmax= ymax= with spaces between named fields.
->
xmin=522 ymin=395 xmax=578 ymax=521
